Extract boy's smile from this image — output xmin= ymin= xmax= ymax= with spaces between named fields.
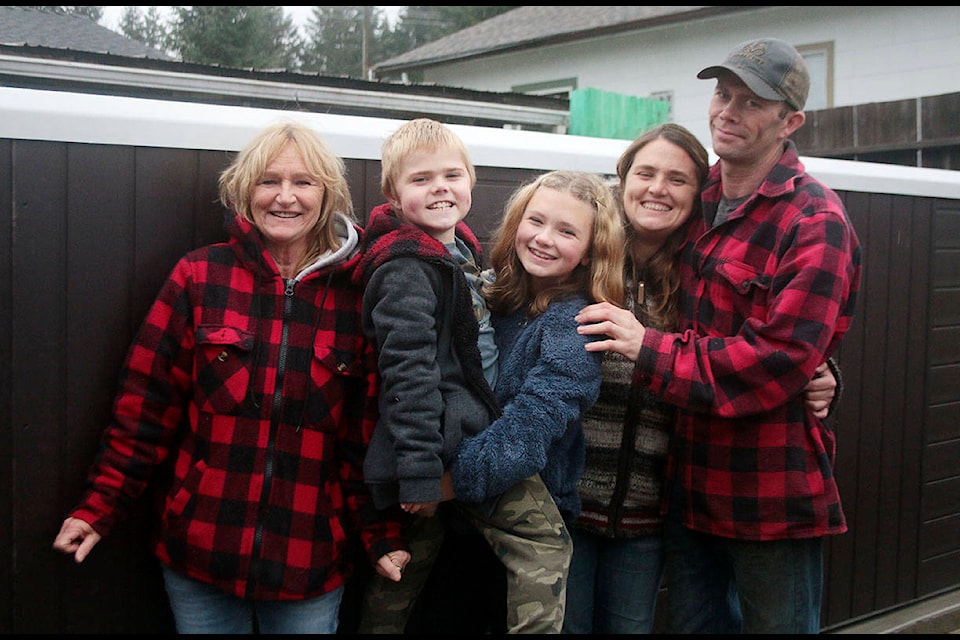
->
xmin=391 ymin=147 xmax=473 ymax=244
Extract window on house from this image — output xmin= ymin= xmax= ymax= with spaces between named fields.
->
xmin=797 ymin=42 xmax=833 ymax=111
xmin=650 ymin=90 xmax=674 ymax=120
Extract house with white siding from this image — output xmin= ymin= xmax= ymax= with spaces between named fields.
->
xmin=373 ymin=6 xmax=960 ymax=169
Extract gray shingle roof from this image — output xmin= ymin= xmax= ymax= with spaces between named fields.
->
xmin=0 ymin=6 xmax=172 ymax=59
xmin=374 ymin=6 xmax=757 ymax=73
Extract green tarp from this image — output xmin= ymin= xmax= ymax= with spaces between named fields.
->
xmin=568 ymin=87 xmax=670 ymax=140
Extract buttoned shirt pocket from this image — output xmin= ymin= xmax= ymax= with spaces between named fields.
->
xmin=194 ymin=325 xmax=255 ymax=415
xmin=715 ymin=260 xmax=772 ymax=294
xmin=304 ymin=341 xmax=369 ymax=432
xmin=714 ymin=259 xmax=773 ymax=326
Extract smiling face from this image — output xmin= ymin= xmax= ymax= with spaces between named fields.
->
xmin=707 ymin=71 xmax=803 ymax=166
xmin=250 ymin=142 xmax=325 ymax=262
xmin=389 ymin=146 xmax=472 ymax=244
xmin=621 ymin=137 xmax=701 ymax=255
xmin=514 ymin=185 xmax=594 ymax=292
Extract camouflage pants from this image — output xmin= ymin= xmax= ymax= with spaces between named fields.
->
xmin=357 ymin=474 xmax=572 ymax=634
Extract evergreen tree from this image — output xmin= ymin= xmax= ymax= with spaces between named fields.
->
xmin=16 ymin=5 xmax=103 ymax=21
xmin=370 ymin=6 xmax=517 ymax=79
xmin=88 ymin=5 xmax=519 ymax=78
xmin=390 ymin=6 xmax=518 ymax=54
xmin=118 ymin=6 xmax=170 ymax=53
xmin=169 ymin=6 xmax=301 ymax=70
xmin=297 ymin=6 xmax=518 ymax=78
xmin=300 ymin=7 xmax=388 ymax=78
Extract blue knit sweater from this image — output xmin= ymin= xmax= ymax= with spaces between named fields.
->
xmin=450 ymin=296 xmax=602 ymax=520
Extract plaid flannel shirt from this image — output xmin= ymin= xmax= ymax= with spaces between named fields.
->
xmin=70 ymin=212 xmax=404 ymax=600
xmin=638 ymin=142 xmax=862 ymax=540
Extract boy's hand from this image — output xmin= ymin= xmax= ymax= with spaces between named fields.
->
xmin=401 ymin=501 xmax=439 ymax=517
xmin=440 ymin=470 xmax=456 ymax=501
xmin=375 ymin=550 xmax=411 ymax=582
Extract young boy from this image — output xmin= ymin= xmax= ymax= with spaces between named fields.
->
xmin=352 ymin=118 xmax=571 ymax=634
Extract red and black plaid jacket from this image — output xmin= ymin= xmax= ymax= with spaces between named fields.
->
xmin=69 ymin=212 xmax=404 ymax=600
xmin=638 ymin=142 xmax=862 ymax=540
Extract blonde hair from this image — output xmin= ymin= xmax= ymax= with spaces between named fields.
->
xmin=380 ymin=118 xmax=476 ymax=202
xmin=616 ymin=123 xmax=709 ymax=330
xmin=485 ymin=170 xmax=626 ymax=317
xmin=218 ymin=120 xmax=354 ymax=272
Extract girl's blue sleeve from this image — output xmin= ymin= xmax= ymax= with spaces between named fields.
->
xmin=450 ymin=304 xmax=601 ymax=502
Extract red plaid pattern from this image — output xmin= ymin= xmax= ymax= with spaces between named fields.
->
xmin=70 ymin=213 xmax=403 ymax=600
xmin=639 ymin=142 xmax=862 ymax=540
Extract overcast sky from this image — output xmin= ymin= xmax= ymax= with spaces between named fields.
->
xmin=100 ymin=6 xmax=403 ymax=32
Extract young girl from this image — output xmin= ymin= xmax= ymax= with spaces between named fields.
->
xmin=354 ymin=119 xmax=574 ymax=635
xmin=449 ymin=169 xmax=626 ymax=524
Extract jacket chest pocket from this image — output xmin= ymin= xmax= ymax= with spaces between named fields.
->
xmin=303 ymin=341 xmax=369 ymax=432
xmin=714 ymin=260 xmax=773 ymax=318
xmin=194 ymin=325 xmax=255 ymax=415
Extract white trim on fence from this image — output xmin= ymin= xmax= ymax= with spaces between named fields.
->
xmin=2 ymin=86 xmax=958 ymax=199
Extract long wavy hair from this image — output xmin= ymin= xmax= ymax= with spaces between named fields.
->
xmin=485 ymin=170 xmax=626 ymax=317
xmin=616 ymin=123 xmax=709 ymax=329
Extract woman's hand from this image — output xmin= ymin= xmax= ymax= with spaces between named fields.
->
xmin=803 ymin=361 xmax=837 ymax=419
xmin=575 ymin=301 xmax=645 ymax=361
xmin=52 ymin=517 xmax=102 ymax=563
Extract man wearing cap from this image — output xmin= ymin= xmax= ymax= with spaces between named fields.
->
xmin=576 ymin=37 xmax=862 ymax=633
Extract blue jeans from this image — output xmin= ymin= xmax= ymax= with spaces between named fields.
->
xmin=662 ymin=517 xmax=823 ymax=634
xmin=563 ymin=527 xmax=664 ymax=634
xmin=161 ymin=565 xmax=344 ymax=634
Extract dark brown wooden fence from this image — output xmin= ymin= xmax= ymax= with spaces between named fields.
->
xmin=793 ymin=91 xmax=960 ymax=172
xmin=821 ymin=192 xmax=960 ymax=627
xmin=1 ymin=119 xmax=959 ymax=633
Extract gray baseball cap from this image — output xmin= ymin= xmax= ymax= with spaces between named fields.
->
xmin=698 ymin=38 xmax=810 ymax=111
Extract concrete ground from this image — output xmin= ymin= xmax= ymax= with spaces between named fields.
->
xmin=827 ymin=588 xmax=960 ymax=634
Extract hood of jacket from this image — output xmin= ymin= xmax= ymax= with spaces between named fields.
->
xmin=225 ymin=210 xmax=362 ymax=279
xmin=352 ymin=202 xmax=482 ymax=286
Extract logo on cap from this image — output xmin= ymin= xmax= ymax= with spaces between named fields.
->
xmin=733 ymin=41 xmax=769 ymax=67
